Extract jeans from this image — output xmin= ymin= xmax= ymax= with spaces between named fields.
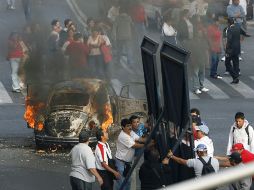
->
xmin=225 ymin=55 xmax=239 ymax=80
xmin=117 ymin=40 xmax=134 ymax=65
xmin=210 ymin=52 xmax=220 ymax=77
xmin=7 ymin=0 xmax=15 ymax=6
xmin=192 ymin=63 xmax=205 ymax=91
xmin=114 ymin=159 xmax=131 ymax=190
xmin=88 ymin=55 xmax=104 ymax=79
xmin=70 ymin=176 xmax=92 ymax=190
xmin=9 ymin=58 xmax=21 ymax=90
xmin=22 ymin=0 xmax=31 ymax=22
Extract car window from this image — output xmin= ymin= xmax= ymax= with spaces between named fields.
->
xmin=120 ymin=84 xmax=146 ymax=100
xmin=50 ymin=92 xmax=90 ymax=106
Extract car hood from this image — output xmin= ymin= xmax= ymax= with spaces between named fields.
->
xmin=45 ymin=107 xmax=89 ymax=138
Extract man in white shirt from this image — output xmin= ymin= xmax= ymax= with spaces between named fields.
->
xmin=114 ymin=118 xmax=145 ymax=190
xmin=226 ymin=112 xmax=254 ymax=155
xmin=70 ymin=131 xmax=103 ymax=190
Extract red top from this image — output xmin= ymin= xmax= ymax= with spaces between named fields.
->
xmin=65 ymin=41 xmax=89 ymax=66
xmin=131 ymin=4 xmax=146 ymax=23
xmin=207 ymin=24 xmax=222 ymax=53
xmin=7 ymin=40 xmax=23 ymax=59
xmin=241 ymin=149 xmax=254 ymax=163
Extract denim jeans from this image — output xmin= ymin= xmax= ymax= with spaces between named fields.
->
xmin=210 ymin=52 xmax=220 ymax=77
xmin=192 ymin=63 xmax=205 ymax=91
xmin=9 ymin=58 xmax=21 ymax=90
xmin=114 ymin=159 xmax=131 ymax=190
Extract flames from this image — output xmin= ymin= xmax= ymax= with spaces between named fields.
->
xmin=24 ymin=97 xmax=45 ymax=131
xmin=101 ymin=103 xmax=113 ymax=131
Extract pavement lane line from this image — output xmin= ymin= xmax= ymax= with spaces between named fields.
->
xmin=250 ymin=76 xmax=254 ymax=81
xmin=189 ymin=91 xmax=199 ymax=100
xmin=204 ymin=79 xmax=230 ymax=99
xmin=70 ymin=0 xmax=87 ymax=24
xmin=111 ymin=78 xmax=122 ymax=96
xmin=221 ymin=77 xmax=254 ymax=98
xmin=0 ymin=82 xmax=13 ymax=103
xmin=66 ymin=0 xmax=86 ymax=28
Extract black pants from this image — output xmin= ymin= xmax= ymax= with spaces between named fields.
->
xmin=225 ymin=55 xmax=239 ymax=80
xmin=70 ymin=176 xmax=92 ymax=190
xmin=98 ymin=170 xmax=114 ymax=190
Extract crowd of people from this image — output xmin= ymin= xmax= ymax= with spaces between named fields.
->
xmin=69 ymin=108 xmax=254 ymax=190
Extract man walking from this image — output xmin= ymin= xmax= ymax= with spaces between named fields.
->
xmin=226 ymin=112 xmax=254 ymax=155
xmin=70 ymin=131 xmax=103 ymax=190
xmin=225 ymin=18 xmax=241 ymax=84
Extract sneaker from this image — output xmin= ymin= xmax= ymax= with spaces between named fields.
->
xmin=210 ymin=75 xmax=223 ymax=79
xmin=200 ymin=87 xmax=209 ymax=92
xmin=10 ymin=6 xmax=15 ymax=10
xmin=239 ymin=72 xmax=241 ymax=76
xmin=194 ymin=89 xmax=202 ymax=94
xmin=224 ymin=71 xmax=230 ymax=75
xmin=12 ymin=89 xmax=21 ymax=93
xmin=221 ymin=56 xmax=225 ymax=61
xmin=239 ymin=57 xmax=243 ymax=61
xmin=241 ymin=50 xmax=244 ymax=54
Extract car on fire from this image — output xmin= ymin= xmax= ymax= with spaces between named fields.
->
xmin=24 ymin=78 xmax=148 ymax=148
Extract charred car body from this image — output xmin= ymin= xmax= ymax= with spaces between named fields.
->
xmin=24 ymin=78 xmax=148 ymax=148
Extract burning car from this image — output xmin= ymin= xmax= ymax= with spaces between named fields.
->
xmin=24 ymin=78 xmax=148 ymax=148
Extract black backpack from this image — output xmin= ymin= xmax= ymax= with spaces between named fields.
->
xmin=198 ymin=157 xmax=215 ymax=176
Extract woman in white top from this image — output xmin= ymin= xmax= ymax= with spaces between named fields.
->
xmin=162 ymin=14 xmax=178 ymax=45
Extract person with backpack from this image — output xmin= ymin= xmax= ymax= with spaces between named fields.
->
xmin=226 ymin=112 xmax=254 ymax=155
xmin=167 ymin=144 xmax=219 ymax=178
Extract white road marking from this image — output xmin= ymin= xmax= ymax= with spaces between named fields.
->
xmin=204 ymin=79 xmax=230 ymax=99
xmin=70 ymin=0 xmax=87 ymax=24
xmin=250 ymin=76 xmax=254 ymax=81
xmin=0 ymin=82 xmax=13 ymax=103
xmin=221 ymin=77 xmax=254 ymax=98
xmin=111 ymin=79 xmax=122 ymax=96
xmin=66 ymin=0 xmax=86 ymax=28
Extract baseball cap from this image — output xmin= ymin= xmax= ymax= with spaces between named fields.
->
xmin=231 ymin=143 xmax=244 ymax=152
xmin=194 ymin=144 xmax=207 ymax=152
xmin=229 ymin=152 xmax=242 ymax=163
xmin=195 ymin=124 xmax=209 ymax=135
xmin=79 ymin=131 xmax=90 ymax=143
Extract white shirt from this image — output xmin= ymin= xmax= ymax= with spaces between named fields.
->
xmin=115 ymin=130 xmax=139 ymax=162
xmin=95 ymin=141 xmax=112 ymax=170
xmin=194 ymin=136 xmax=214 ymax=157
xmin=69 ymin=143 xmax=96 ymax=183
xmin=162 ymin=23 xmax=177 ymax=37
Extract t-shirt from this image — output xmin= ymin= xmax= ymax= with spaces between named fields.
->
xmin=115 ymin=130 xmax=139 ymax=162
xmin=69 ymin=143 xmax=96 ymax=183
xmin=207 ymin=24 xmax=222 ymax=53
xmin=186 ymin=156 xmax=219 ymax=178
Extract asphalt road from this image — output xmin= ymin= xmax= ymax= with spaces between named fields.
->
xmin=0 ymin=0 xmax=254 ymax=190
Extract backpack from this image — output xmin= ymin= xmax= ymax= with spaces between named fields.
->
xmin=232 ymin=124 xmax=250 ymax=145
xmin=198 ymin=157 xmax=215 ymax=176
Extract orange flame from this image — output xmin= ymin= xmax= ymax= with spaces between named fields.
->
xmin=24 ymin=97 xmax=45 ymax=131
xmin=101 ymin=103 xmax=113 ymax=131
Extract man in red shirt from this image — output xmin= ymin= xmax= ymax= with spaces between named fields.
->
xmin=231 ymin=143 xmax=254 ymax=163
xmin=207 ymin=16 xmax=222 ymax=79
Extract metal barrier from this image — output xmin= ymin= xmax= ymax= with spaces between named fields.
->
xmin=160 ymin=161 xmax=254 ymax=190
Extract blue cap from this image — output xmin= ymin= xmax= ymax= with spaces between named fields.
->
xmin=194 ymin=144 xmax=207 ymax=152
xmin=195 ymin=124 xmax=209 ymax=135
